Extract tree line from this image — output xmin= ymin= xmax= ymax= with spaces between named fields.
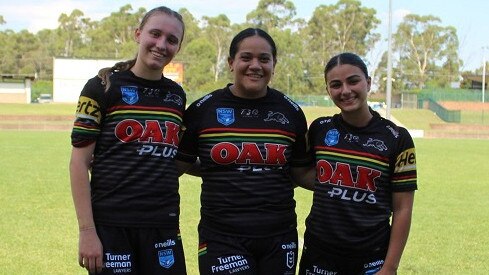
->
xmin=0 ymin=0 xmax=474 ymax=96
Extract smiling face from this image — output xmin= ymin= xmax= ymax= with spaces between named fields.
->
xmin=326 ymin=63 xmax=371 ymax=115
xmin=133 ymin=11 xmax=184 ymax=79
xmin=228 ymin=35 xmax=276 ymax=99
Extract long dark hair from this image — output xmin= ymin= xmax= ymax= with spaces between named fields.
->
xmin=97 ymin=6 xmax=185 ymax=91
xmin=324 ymin=52 xmax=369 ymax=80
xmin=229 ymin=28 xmax=277 ymax=63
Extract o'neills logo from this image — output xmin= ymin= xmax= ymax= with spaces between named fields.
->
xmin=155 ymin=239 xmax=176 ymax=248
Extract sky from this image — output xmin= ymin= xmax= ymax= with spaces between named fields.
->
xmin=1 ymin=0 xmax=488 ymax=71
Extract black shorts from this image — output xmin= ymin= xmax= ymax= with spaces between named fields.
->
xmin=198 ymin=227 xmax=298 ymax=275
xmin=95 ymin=225 xmax=186 ymax=274
xmin=298 ymin=231 xmax=387 ymax=275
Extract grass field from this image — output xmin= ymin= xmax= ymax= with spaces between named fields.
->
xmin=1 ymin=130 xmax=488 ymax=274
xmin=1 ymin=103 xmax=489 ymax=273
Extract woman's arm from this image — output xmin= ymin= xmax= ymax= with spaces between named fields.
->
xmin=69 ymin=144 xmax=103 ymax=274
xmin=377 ymin=191 xmax=415 ymax=275
xmin=175 ymin=159 xmax=200 ymax=177
xmin=290 ymin=165 xmax=316 ymax=191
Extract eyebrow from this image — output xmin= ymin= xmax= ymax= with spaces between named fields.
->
xmin=346 ymin=74 xmax=362 ymax=79
xmin=328 ymin=74 xmax=362 ymax=84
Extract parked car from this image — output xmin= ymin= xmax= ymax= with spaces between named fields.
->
xmin=36 ymin=94 xmax=53 ymax=103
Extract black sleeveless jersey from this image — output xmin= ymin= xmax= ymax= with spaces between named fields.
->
xmin=305 ymin=112 xmax=417 ymax=253
xmin=176 ymin=85 xmax=311 ymax=237
xmin=71 ymin=70 xmax=186 ymax=228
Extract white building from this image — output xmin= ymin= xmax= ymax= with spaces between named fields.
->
xmin=0 ymin=74 xmax=35 ymax=104
xmin=53 ymin=58 xmax=184 ymax=103
xmin=53 ymin=58 xmax=120 ymax=103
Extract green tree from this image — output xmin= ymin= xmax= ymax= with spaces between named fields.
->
xmin=57 ymin=9 xmax=91 ymax=57
xmin=90 ymin=5 xmax=142 ymax=59
xmin=268 ymin=29 xmax=309 ymax=95
xmin=246 ymin=0 xmax=297 ymax=31
xmin=303 ymin=0 xmax=380 ymax=94
xmin=373 ymin=51 xmax=403 ymax=94
xmin=0 ymin=30 xmax=17 ymax=73
xmin=394 ymin=14 xmax=460 ymax=89
xmin=202 ymin=14 xmax=232 ymax=82
xmin=177 ymin=8 xmax=201 ymax=51
xmin=8 ymin=30 xmax=42 ymax=75
xmin=182 ymin=38 xmax=217 ymax=94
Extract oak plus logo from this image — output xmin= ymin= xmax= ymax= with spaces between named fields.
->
xmin=211 ymin=142 xmax=287 ymax=166
xmin=114 ymin=119 xmax=180 ymax=157
xmin=316 ymin=160 xmax=381 ymax=204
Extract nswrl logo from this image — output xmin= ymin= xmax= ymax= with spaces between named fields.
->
xmin=121 ymin=86 xmax=139 ymax=105
xmin=158 ymin=249 xmax=175 ymax=268
xmin=216 ymin=108 xmax=235 ymax=126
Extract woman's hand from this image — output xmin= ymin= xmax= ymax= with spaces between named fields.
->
xmin=78 ymin=227 xmax=103 ymax=274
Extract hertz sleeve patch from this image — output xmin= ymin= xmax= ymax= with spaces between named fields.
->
xmin=75 ymin=96 xmax=102 ymax=124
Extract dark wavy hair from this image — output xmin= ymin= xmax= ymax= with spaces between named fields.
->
xmin=229 ymin=28 xmax=277 ymax=63
xmin=324 ymin=52 xmax=369 ymax=80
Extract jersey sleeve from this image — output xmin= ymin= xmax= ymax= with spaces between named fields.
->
xmin=307 ymin=117 xmax=325 ymax=160
xmin=289 ymin=107 xmax=314 ymax=167
xmin=175 ymin=101 xmax=199 ymax=163
xmin=70 ymin=76 xmax=106 ymax=147
xmin=391 ymin=127 xmax=418 ymax=192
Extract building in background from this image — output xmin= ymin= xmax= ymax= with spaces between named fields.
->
xmin=0 ymin=74 xmax=36 ymax=104
xmin=53 ymin=58 xmax=184 ymax=103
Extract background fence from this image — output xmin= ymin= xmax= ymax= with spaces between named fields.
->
xmin=401 ymin=89 xmax=488 ymax=124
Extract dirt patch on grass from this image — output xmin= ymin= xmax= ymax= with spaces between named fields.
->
xmin=439 ymin=101 xmax=489 ymax=111
xmin=0 ymin=115 xmax=74 ymax=121
xmin=0 ymin=115 xmax=73 ymax=131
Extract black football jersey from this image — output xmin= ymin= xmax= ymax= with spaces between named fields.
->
xmin=176 ymin=85 xmax=311 ymax=237
xmin=305 ymin=112 xmax=417 ymax=253
xmin=71 ymin=70 xmax=186 ymax=228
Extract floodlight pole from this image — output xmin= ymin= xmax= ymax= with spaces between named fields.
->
xmin=386 ymin=0 xmax=393 ymax=119
xmin=483 ymin=47 xmax=486 ymax=103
